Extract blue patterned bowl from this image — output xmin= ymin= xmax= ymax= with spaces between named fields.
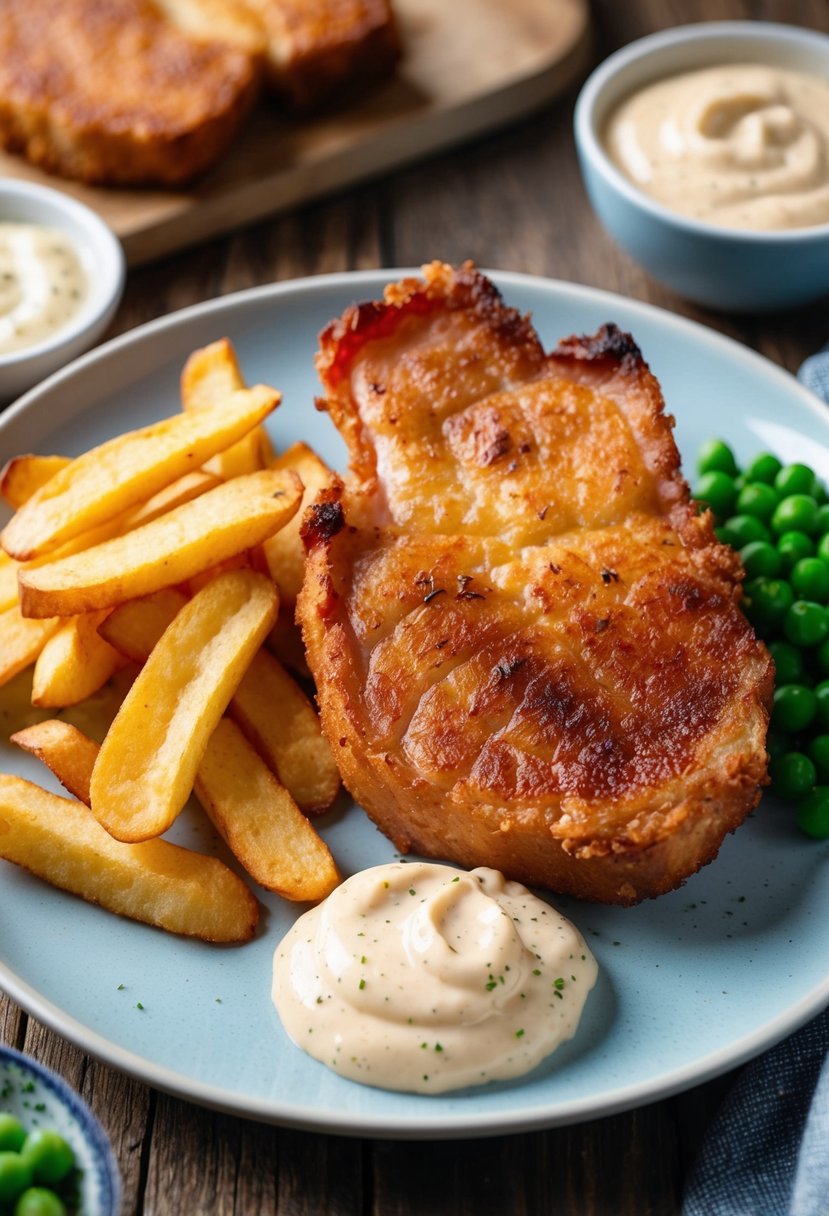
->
xmin=0 ymin=1045 xmax=121 ymax=1216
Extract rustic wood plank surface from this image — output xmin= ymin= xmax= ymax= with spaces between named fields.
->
xmin=2 ymin=0 xmax=828 ymax=1212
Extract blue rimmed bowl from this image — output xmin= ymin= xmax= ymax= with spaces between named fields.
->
xmin=574 ymin=21 xmax=829 ymax=312
xmin=0 ymin=1045 xmax=121 ymax=1216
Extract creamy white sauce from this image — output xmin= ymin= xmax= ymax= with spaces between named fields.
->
xmin=0 ymin=224 xmax=88 ymax=355
xmin=272 ymin=862 xmax=597 ymax=1094
xmin=604 ymin=64 xmax=829 ymax=231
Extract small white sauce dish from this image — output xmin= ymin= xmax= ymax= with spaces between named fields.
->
xmin=574 ymin=22 xmax=829 ymax=312
xmin=0 ymin=1043 xmax=121 ymax=1216
xmin=0 ymin=180 xmax=125 ymax=402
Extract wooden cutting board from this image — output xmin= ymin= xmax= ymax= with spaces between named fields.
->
xmin=0 ymin=0 xmax=591 ymax=267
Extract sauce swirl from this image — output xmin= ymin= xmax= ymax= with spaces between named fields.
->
xmin=272 ymin=862 xmax=597 ymax=1094
xmin=0 ymin=224 xmax=87 ymax=356
xmin=604 ymin=64 xmax=829 ymax=231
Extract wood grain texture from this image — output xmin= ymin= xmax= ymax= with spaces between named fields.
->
xmin=3 ymin=0 xmax=829 ymax=1212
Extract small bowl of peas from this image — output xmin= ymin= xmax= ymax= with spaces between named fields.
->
xmin=0 ymin=1046 xmax=120 ymax=1216
xmin=694 ymin=438 xmax=829 ymax=839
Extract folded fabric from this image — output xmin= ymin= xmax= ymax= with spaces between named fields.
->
xmin=682 ymin=1007 xmax=829 ymax=1216
xmin=798 ymin=344 xmax=829 ymax=403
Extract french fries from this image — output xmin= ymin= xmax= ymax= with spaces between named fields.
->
xmin=262 ymin=442 xmax=333 ymax=606
xmin=0 ymin=455 xmax=71 ymax=510
xmin=2 ymin=386 xmax=280 ymax=561
xmin=89 ymin=569 xmax=278 ymax=842
xmin=99 ymin=590 xmax=339 ymax=814
xmin=230 ymin=647 xmax=340 ymax=814
xmin=31 ymin=611 xmax=126 ymax=708
xmin=11 ymin=720 xmax=101 ymax=805
xmin=0 ymin=607 xmax=60 ymax=687
xmin=18 ymin=469 xmax=302 ymax=618
xmin=0 ymin=338 xmax=343 ymax=946
xmin=181 ymin=339 xmax=274 ymax=479
xmin=195 ymin=718 xmax=339 ymax=900
xmin=0 ymin=774 xmax=258 ymax=942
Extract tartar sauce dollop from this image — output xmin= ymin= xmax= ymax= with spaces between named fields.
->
xmin=604 ymin=64 xmax=829 ymax=231
xmin=272 ymin=862 xmax=597 ymax=1094
xmin=0 ymin=224 xmax=87 ymax=356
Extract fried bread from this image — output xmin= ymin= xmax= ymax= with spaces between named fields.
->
xmin=298 ymin=262 xmax=773 ymax=905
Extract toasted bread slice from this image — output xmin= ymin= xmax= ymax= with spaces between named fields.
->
xmin=298 ymin=262 xmax=773 ymax=905
xmin=0 ymin=0 xmax=260 ymax=185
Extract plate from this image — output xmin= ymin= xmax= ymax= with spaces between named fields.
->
xmin=1 ymin=270 xmax=828 ymax=1140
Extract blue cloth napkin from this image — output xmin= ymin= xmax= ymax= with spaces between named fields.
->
xmin=682 ymin=1009 xmax=829 ymax=1215
xmin=682 ymin=347 xmax=829 ymax=1216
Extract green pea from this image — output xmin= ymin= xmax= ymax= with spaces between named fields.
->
xmin=783 ymin=600 xmax=829 ymax=648
xmin=769 ymin=751 xmax=816 ymax=798
xmin=790 ymin=557 xmax=829 ymax=603
xmin=0 ymin=1153 xmax=32 ymax=1205
xmin=722 ymin=514 xmax=772 ymax=547
xmin=776 ymin=530 xmax=814 ymax=572
xmin=744 ymin=452 xmax=782 ymax=484
xmin=735 ymin=481 xmax=779 ymax=523
xmin=772 ymin=494 xmax=820 ymax=536
xmin=795 ymin=787 xmax=829 ymax=838
xmin=768 ymin=640 xmax=806 ymax=685
xmin=816 ymin=534 xmax=829 ymax=565
xmin=772 ymin=683 xmax=818 ymax=733
xmin=775 ymin=463 xmax=818 ymax=499
xmin=695 ymin=470 xmax=738 ymax=519
xmin=807 ymin=734 xmax=829 ymax=778
xmin=697 ymin=439 xmax=739 ymax=477
xmin=742 ymin=578 xmax=794 ymax=633
xmin=814 ymin=504 xmax=829 ymax=536
xmin=815 ymin=637 xmax=829 ymax=678
xmin=0 ymin=1116 xmax=26 ymax=1154
xmin=20 ymin=1132 xmax=73 ymax=1187
xmin=13 ymin=1187 xmax=67 ymax=1216
xmin=739 ymin=540 xmax=781 ymax=580
xmin=815 ymin=680 xmax=829 ymax=729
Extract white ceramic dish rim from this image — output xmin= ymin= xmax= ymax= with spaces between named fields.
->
xmin=0 ymin=180 xmax=125 ymax=369
xmin=1 ymin=267 xmax=828 ymax=1138
xmin=574 ymin=20 xmax=829 ymax=244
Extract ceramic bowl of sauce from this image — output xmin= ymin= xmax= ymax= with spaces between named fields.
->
xmin=574 ymin=22 xmax=829 ymax=311
xmin=0 ymin=181 xmax=125 ymax=402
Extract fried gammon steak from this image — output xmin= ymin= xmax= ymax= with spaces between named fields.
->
xmin=298 ymin=263 xmax=773 ymax=904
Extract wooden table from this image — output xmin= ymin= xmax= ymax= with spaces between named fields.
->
xmin=2 ymin=0 xmax=828 ymax=1211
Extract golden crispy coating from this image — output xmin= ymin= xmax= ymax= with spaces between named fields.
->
xmin=0 ymin=0 xmax=260 ymax=185
xmin=299 ymin=262 xmax=773 ymax=905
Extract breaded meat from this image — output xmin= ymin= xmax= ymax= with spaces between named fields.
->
xmin=0 ymin=0 xmax=260 ymax=185
xmin=298 ymin=262 xmax=773 ymax=905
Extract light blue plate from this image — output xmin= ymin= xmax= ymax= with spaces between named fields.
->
xmin=1 ymin=270 xmax=828 ymax=1139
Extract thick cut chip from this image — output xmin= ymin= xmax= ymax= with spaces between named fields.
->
xmin=118 ymin=469 xmax=222 ymax=530
xmin=11 ymin=719 xmax=100 ymax=805
xmin=31 ymin=611 xmax=126 ymax=707
xmin=262 ymin=442 xmax=333 ymax=604
xmin=0 ymin=774 xmax=258 ymax=942
xmin=98 ymin=586 xmax=335 ymax=813
xmin=2 ymin=387 xmax=280 ymax=561
xmin=181 ymin=339 xmax=274 ymax=479
xmin=18 ymin=469 xmax=302 ymax=618
xmin=0 ymin=554 xmax=19 ymax=612
xmin=266 ymin=610 xmax=311 ymax=678
xmin=89 ymin=569 xmax=278 ymax=842
xmin=231 ymin=647 xmax=339 ymax=814
xmin=0 ymin=606 xmax=60 ymax=686
xmin=0 ymin=456 xmax=71 ymax=510
xmin=98 ymin=589 xmax=189 ymax=662
xmin=195 ymin=718 xmax=339 ymax=900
